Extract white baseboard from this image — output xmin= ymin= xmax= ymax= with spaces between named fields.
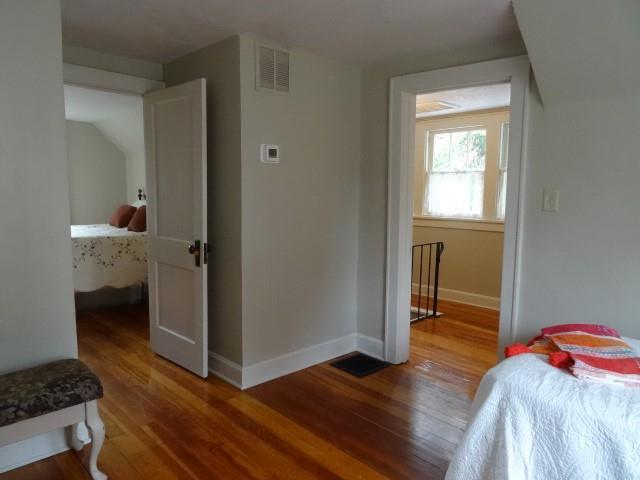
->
xmin=208 ymin=351 xmax=243 ymax=389
xmin=0 ymin=429 xmax=69 ymax=473
xmin=242 ymin=334 xmax=357 ymax=389
xmin=411 ymin=283 xmax=500 ymax=310
xmin=356 ymin=334 xmax=385 ymax=360
xmin=209 ymin=334 xmax=361 ymax=390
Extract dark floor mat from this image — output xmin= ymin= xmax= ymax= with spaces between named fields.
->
xmin=331 ymin=353 xmax=390 ymax=377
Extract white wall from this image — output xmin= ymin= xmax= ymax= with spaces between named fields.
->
xmin=239 ymin=35 xmax=361 ymax=366
xmin=0 ymin=0 xmax=77 ymax=470
xmin=91 ymin=105 xmax=146 ymax=204
xmin=507 ymin=0 xmax=640 ymax=341
xmin=126 ymin=153 xmax=146 ymax=203
xmin=515 ymin=85 xmax=640 ymax=340
xmin=0 ymin=0 xmax=77 ymax=372
xmin=66 ymin=120 xmax=127 ymax=224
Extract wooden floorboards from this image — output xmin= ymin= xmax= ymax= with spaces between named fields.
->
xmin=3 ymin=300 xmax=498 ymax=480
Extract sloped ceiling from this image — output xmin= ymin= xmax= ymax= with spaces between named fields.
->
xmin=64 ymin=85 xmax=143 ymax=160
xmin=513 ymin=0 xmax=640 ymax=105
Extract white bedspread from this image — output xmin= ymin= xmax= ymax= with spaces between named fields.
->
xmin=446 ymin=338 xmax=640 ymax=480
xmin=71 ymin=224 xmax=147 ymax=292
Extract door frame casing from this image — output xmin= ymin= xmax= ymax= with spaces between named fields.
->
xmin=63 ymin=63 xmax=164 ymax=96
xmin=385 ymin=56 xmax=530 ymax=363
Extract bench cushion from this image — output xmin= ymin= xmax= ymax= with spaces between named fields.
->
xmin=0 ymin=359 xmax=103 ymax=427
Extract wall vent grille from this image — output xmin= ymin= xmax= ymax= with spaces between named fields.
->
xmin=256 ymin=43 xmax=290 ymax=94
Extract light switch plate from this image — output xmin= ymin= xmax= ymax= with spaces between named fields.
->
xmin=542 ymin=188 xmax=559 ymax=212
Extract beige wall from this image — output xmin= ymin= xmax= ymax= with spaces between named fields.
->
xmin=0 ymin=0 xmax=77 ymax=374
xmin=66 ymin=120 xmax=127 ymax=224
xmin=412 ymin=226 xmax=503 ymax=299
xmin=239 ymin=35 xmax=361 ymax=366
xmin=164 ymin=36 xmax=243 ymax=364
xmin=357 ymin=40 xmax=526 ymax=340
xmin=165 ymin=35 xmax=361 ymax=368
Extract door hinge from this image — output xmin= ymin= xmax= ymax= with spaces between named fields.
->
xmin=203 ymin=242 xmax=211 ymax=265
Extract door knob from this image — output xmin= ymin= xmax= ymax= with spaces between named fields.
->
xmin=187 ymin=240 xmax=201 ymax=267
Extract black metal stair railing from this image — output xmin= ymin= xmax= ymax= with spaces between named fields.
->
xmin=411 ymin=241 xmax=445 ymax=322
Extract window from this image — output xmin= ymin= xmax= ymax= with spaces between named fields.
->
xmin=496 ymin=122 xmax=509 ymax=220
xmin=416 ymin=112 xmax=511 ymax=223
xmin=424 ymin=127 xmax=487 ymax=218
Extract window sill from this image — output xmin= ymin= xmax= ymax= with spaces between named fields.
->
xmin=413 ymin=216 xmax=504 ymax=232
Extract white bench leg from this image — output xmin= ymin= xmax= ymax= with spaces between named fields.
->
xmin=69 ymin=421 xmax=85 ymax=451
xmin=85 ymin=400 xmax=107 ymax=480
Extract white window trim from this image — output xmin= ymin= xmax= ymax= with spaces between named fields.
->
xmin=413 ymin=216 xmax=504 ymax=232
xmin=496 ymin=121 xmax=510 ymax=220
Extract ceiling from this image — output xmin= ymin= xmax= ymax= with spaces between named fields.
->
xmin=513 ymin=0 xmax=640 ymax=105
xmin=61 ymin=0 xmax=523 ymax=66
xmin=64 ymin=85 xmax=144 ymax=159
xmin=416 ymin=83 xmax=511 ymax=118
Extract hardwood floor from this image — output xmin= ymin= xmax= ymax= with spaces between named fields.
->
xmin=3 ymin=301 xmax=498 ymax=480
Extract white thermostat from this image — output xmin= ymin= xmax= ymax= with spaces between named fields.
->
xmin=260 ymin=144 xmax=280 ymax=164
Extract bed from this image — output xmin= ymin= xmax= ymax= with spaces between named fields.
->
xmin=71 ymin=224 xmax=147 ymax=292
xmin=446 ymin=338 xmax=640 ymax=480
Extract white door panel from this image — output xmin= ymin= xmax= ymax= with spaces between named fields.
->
xmin=144 ymin=78 xmax=208 ymax=377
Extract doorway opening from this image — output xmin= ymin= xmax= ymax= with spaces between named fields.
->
xmin=64 ymin=85 xmax=149 ymax=313
xmin=384 ymin=57 xmax=530 ymax=372
xmin=62 ymin=67 xmax=209 ymax=378
xmin=409 ymin=83 xmax=511 ymax=394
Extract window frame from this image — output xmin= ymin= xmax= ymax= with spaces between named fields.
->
xmin=414 ymin=110 xmax=510 ymax=228
xmin=424 ymin=125 xmax=488 ymax=219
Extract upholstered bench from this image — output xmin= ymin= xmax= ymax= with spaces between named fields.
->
xmin=0 ymin=359 xmax=107 ymax=480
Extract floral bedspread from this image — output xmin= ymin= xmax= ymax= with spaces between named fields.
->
xmin=71 ymin=224 xmax=147 ymax=292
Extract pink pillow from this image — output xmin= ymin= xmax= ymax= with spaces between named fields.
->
xmin=109 ymin=205 xmax=137 ymax=228
xmin=127 ymin=206 xmax=146 ymax=232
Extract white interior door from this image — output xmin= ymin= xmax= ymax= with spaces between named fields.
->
xmin=144 ymin=78 xmax=208 ymax=377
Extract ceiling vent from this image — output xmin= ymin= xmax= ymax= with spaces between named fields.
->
xmin=256 ymin=43 xmax=290 ymax=94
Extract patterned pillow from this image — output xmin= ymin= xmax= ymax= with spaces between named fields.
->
xmin=109 ymin=204 xmax=137 ymax=228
